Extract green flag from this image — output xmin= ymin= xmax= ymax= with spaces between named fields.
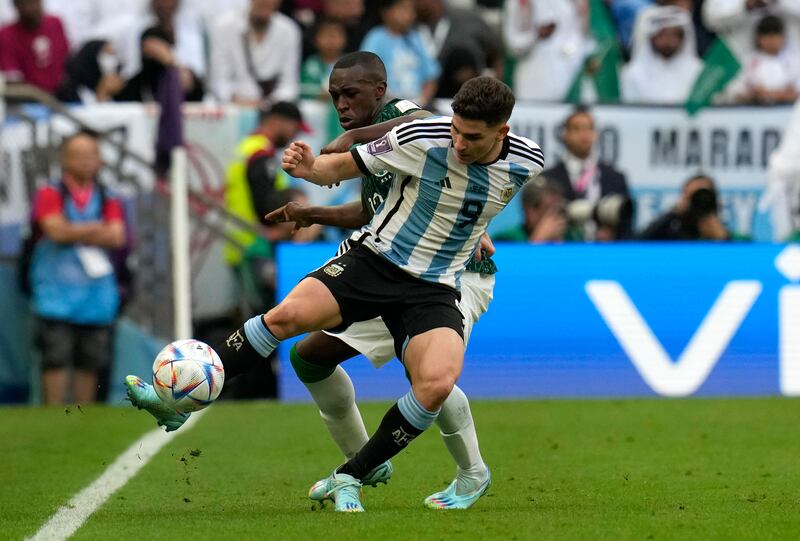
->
xmin=685 ymin=38 xmax=741 ymax=116
xmin=565 ymin=0 xmax=622 ymax=103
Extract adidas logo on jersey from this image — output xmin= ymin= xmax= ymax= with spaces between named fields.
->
xmin=439 ymin=176 xmax=452 ymax=189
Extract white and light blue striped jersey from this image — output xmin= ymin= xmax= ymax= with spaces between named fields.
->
xmin=350 ymin=116 xmax=544 ymax=289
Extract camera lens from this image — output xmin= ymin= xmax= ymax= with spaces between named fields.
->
xmin=688 ymin=188 xmax=718 ymax=218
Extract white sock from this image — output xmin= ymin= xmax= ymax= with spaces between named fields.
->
xmin=304 ymin=365 xmax=369 ymax=459
xmin=436 ymin=385 xmax=488 ymax=492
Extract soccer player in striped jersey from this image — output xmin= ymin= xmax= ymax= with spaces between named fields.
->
xmin=265 ymin=52 xmax=496 ymax=509
xmin=275 ymin=76 xmax=543 ymax=511
xmin=128 ymin=75 xmax=542 ymax=513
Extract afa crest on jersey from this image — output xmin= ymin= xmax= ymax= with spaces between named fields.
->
xmin=501 ymin=182 xmax=515 ymax=203
xmin=324 ymin=263 xmax=345 ymax=277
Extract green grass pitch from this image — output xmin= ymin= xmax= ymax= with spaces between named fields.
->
xmin=3 ymin=398 xmax=800 ymax=540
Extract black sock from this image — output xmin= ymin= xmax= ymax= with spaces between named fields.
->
xmin=210 ymin=326 xmax=265 ymax=380
xmin=337 ymin=403 xmax=423 ymax=480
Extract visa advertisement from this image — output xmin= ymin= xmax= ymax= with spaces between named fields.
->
xmin=277 ymin=243 xmax=800 ymax=401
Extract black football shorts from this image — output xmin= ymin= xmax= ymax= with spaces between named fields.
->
xmin=306 ymin=244 xmax=464 ymax=359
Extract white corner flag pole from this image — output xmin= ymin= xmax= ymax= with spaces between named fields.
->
xmin=170 ymin=146 xmax=192 ymax=340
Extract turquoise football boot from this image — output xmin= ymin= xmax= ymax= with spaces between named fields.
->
xmin=309 ymin=460 xmax=392 ymax=502
xmin=423 ymin=468 xmax=491 ymax=510
xmin=309 ymin=471 xmax=364 ymax=512
xmin=361 ymin=460 xmax=393 ymax=487
xmin=124 ymin=375 xmax=189 ymax=432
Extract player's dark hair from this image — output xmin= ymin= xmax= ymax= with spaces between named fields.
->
xmin=332 ymin=51 xmax=387 ymax=82
xmin=756 ymin=15 xmax=784 ymax=36
xmin=451 ymin=76 xmax=515 ymax=126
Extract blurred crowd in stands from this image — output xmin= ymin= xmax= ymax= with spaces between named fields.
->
xmin=3 ymin=0 xmax=793 ymax=246
xmin=2 ymin=0 xmax=799 ymax=107
xmin=6 ymin=0 xmax=792 ymax=404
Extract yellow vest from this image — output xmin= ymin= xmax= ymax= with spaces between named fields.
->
xmin=223 ymin=134 xmax=289 ymax=265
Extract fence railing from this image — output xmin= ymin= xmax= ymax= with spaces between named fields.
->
xmin=1 ymin=83 xmax=272 ymax=338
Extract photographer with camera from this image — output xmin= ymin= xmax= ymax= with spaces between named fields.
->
xmin=639 ymin=174 xmax=734 ymax=241
xmin=495 ymin=177 xmax=578 ymax=243
xmin=543 ymin=106 xmax=633 ymax=241
xmin=496 ymin=176 xmax=634 ymax=244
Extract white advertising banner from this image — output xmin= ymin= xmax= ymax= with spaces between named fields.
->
xmin=503 ymin=102 xmax=794 ymax=237
xmin=2 ymin=102 xmax=796 ymax=248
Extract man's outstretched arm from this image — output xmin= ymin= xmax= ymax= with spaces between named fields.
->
xmin=264 ymin=200 xmax=370 ymax=230
xmin=282 ymin=141 xmax=361 ymax=186
xmin=322 ymin=110 xmax=432 ymax=154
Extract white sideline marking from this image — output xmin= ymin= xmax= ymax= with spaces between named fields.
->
xmin=28 ymin=409 xmax=207 ymax=541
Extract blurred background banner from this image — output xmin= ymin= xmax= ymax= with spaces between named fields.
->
xmin=504 ymin=102 xmax=789 ymax=238
xmin=277 ymin=242 xmax=799 ymax=401
xmin=0 ymin=100 xmax=349 ymax=256
xmin=2 ymin=101 xmax=791 ymax=255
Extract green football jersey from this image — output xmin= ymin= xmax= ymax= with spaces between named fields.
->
xmin=358 ymin=99 xmax=497 ymax=276
xmin=359 ymin=98 xmax=420 ymax=216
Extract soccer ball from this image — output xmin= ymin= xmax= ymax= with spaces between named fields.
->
xmin=152 ymin=339 xmax=225 ymax=413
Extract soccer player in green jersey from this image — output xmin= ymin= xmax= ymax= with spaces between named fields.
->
xmin=265 ymin=52 xmax=494 ymax=510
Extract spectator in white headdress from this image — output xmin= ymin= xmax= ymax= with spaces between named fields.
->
xmin=621 ymin=5 xmax=702 ymax=104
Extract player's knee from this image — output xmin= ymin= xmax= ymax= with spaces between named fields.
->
xmin=290 ymin=344 xmax=336 ymax=384
xmin=414 ymin=375 xmax=457 ymax=410
xmin=264 ymin=301 xmax=301 ymax=337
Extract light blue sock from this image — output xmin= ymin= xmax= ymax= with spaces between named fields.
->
xmin=397 ymin=389 xmax=440 ymax=431
xmin=243 ymin=316 xmax=280 ymax=357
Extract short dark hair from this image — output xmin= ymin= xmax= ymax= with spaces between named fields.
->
xmin=451 ymin=76 xmax=515 ymax=126
xmin=684 ymin=173 xmax=715 ymax=189
xmin=756 ymin=15 xmax=784 ymax=35
xmin=332 ymin=51 xmax=387 ymax=83
xmin=314 ymin=16 xmax=346 ymax=36
xmin=379 ymin=0 xmax=405 ymax=10
xmin=522 ymin=176 xmax=564 ymax=209
xmin=260 ymin=101 xmax=305 ymax=124
xmin=562 ymin=105 xmax=594 ymax=130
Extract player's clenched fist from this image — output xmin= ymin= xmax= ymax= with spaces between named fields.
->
xmin=282 ymin=141 xmax=316 ymax=179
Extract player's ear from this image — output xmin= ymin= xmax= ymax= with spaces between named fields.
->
xmin=374 ymin=80 xmax=387 ymax=99
xmin=496 ymin=124 xmax=510 ymax=142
